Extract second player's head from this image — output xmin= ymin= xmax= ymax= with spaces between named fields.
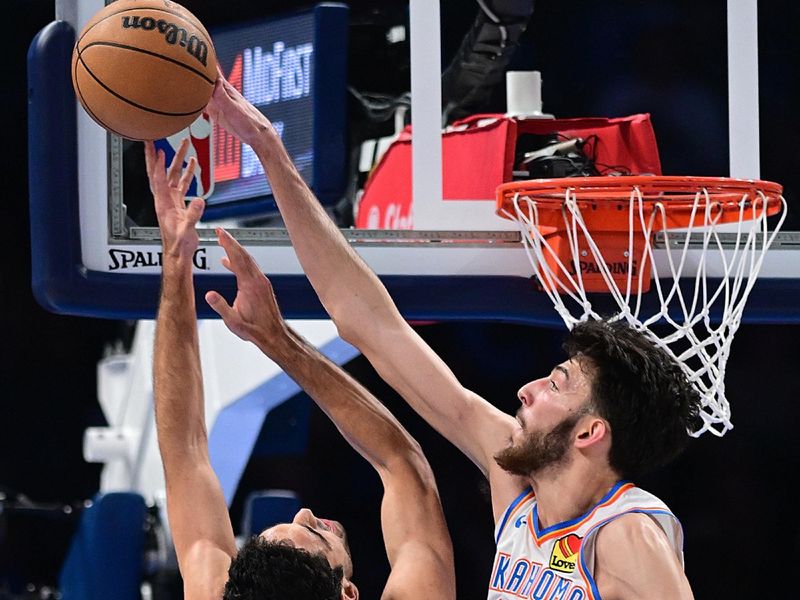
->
xmin=223 ymin=508 xmax=357 ymax=600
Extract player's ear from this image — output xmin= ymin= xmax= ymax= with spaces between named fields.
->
xmin=574 ymin=416 xmax=608 ymax=448
xmin=341 ymin=579 xmax=359 ymax=600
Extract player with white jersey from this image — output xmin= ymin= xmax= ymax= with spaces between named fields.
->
xmin=205 ymin=73 xmax=701 ymax=600
xmin=491 ymin=483 xmax=683 ymax=599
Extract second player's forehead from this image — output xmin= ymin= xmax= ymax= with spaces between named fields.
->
xmin=260 ymin=523 xmax=328 ymax=552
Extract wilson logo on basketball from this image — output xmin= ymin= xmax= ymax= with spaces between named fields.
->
xmin=549 ymin=534 xmax=581 ymax=573
xmin=121 ymin=16 xmax=209 ymax=66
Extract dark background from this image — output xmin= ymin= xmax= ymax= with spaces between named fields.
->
xmin=3 ymin=1 xmax=799 ymax=598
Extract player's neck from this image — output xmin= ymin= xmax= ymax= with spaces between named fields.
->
xmin=529 ymin=462 xmax=620 ymax=530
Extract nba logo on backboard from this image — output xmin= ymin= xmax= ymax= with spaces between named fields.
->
xmin=154 ymin=113 xmax=215 ymax=199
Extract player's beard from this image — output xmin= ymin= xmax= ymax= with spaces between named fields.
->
xmin=494 ymin=414 xmax=580 ymax=477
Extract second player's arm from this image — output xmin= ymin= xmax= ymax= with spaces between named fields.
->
xmin=262 ymin=327 xmax=456 ymax=599
xmin=148 ymin=141 xmax=237 ymax=599
xmin=206 ymin=231 xmax=455 ymax=598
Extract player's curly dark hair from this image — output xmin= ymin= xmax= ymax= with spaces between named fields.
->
xmin=564 ymin=318 xmax=703 ymax=480
xmin=222 ymin=537 xmax=344 ymax=600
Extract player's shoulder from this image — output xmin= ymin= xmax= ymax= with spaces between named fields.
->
xmin=593 ymin=511 xmax=677 ymax=564
xmin=615 ymin=483 xmax=671 ymax=507
xmin=592 ymin=482 xmax=675 ymax=525
xmin=592 ymin=513 xmax=692 ymax=599
xmin=596 ymin=511 xmax=666 ymax=542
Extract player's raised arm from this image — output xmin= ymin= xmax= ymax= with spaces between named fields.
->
xmin=204 ymin=77 xmax=522 ymax=507
xmin=207 ymin=229 xmax=455 ymax=599
xmin=147 ymin=140 xmax=237 ymax=599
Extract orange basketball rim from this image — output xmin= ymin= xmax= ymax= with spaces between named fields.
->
xmin=496 ymin=176 xmax=784 ymax=294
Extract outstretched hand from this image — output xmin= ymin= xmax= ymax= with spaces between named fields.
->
xmin=206 ymin=228 xmax=288 ymax=348
xmin=144 ymin=138 xmax=204 ymax=259
xmin=205 ymin=68 xmax=278 ymax=153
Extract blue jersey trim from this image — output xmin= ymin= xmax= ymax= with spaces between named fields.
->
xmin=495 ymin=486 xmax=533 ymax=544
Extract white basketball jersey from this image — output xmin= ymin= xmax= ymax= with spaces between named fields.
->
xmin=488 ymin=481 xmax=684 ymax=600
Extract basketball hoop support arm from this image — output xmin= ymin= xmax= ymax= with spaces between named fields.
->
xmin=727 ymin=0 xmax=760 ymax=179
xmin=409 ymin=0 xmax=444 ymax=228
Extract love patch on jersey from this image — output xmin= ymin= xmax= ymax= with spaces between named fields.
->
xmin=549 ymin=534 xmax=582 ymax=573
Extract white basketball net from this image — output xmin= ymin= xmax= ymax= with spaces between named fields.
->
xmin=501 ymin=185 xmax=786 ymax=437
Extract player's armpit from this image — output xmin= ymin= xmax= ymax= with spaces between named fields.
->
xmin=163 ymin=459 xmax=237 ymax=582
xmin=180 ymin=539 xmax=235 ymax=600
xmin=376 ymin=456 xmax=455 ymax=600
xmin=592 ymin=513 xmax=694 ymax=600
xmin=379 ymin=539 xmax=456 ymax=600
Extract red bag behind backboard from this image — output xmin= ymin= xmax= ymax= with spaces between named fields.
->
xmin=355 ymin=113 xmax=662 ymax=229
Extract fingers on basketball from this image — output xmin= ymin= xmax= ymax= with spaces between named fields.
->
xmin=143 ymin=143 xmax=159 ymax=193
xmin=208 ymin=78 xmax=226 ymax=110
xmin=144 ymin=144 xmax=166 ymax=180
xmin=144 ymin=141 xmax=155 ymax=172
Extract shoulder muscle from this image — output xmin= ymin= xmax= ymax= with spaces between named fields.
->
xmin=593 ymin=513 xmax=693 ymax=600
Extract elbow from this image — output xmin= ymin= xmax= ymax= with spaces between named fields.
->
xmin=408 ymin=445 xmax=438 ymax=490
xmin=332 ymin=316 xmax=365 ymax=348
xmin=385 ymin=436 xmax=438 ymax=490
xmin=332 ymin=307 xmax=404 ymax=352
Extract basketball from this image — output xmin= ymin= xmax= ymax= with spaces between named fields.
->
xmin=71 ymin=0 xmax=218 ymax=141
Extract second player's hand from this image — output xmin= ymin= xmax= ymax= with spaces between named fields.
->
xmin=206 ymin=228 xmax=288 ymax=347
xmin=144 ymin=139 xmax=203 ymax=259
